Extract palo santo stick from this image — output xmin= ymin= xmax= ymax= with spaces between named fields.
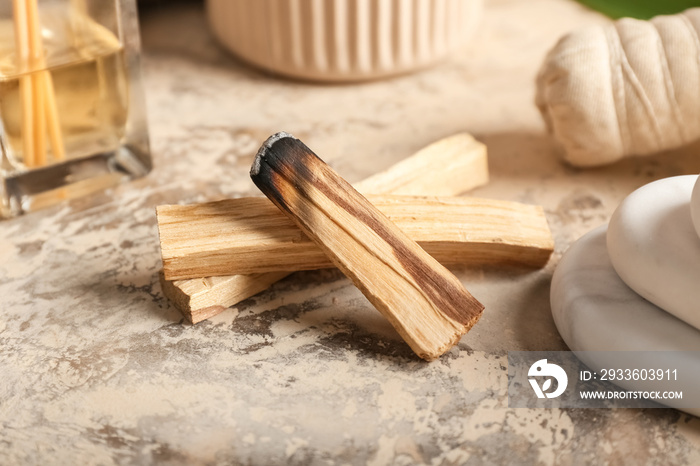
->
xmin=355 ymin=133 xmax=488 ymax=196
xmin=160 ymin=272 xmax=290 ymax=324
xmin=250 ymin=132 xmax=485 ymax=360
xmin=161 ymin=133 xmax=489 ymax=324
xmin=158 ymin=195 xmax=552 ymax=279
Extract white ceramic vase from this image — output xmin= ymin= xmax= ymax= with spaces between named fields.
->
xmin=206 ymin=0 xmax=483 ymax=81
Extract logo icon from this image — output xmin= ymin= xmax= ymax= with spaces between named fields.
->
xmin=528 ymin=359 xmax=568 ymax=399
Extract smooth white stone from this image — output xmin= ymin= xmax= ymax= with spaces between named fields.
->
xmin=607 ymin=175 xmax=700 ymax=331
xmin=551 ymin=226 xmax=700 ymax=416
xmin=691 ymin=175 xmax=700 ymax=239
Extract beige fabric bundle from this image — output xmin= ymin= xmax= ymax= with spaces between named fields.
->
xmin=536 ymin=8 xmax=700 ymax=167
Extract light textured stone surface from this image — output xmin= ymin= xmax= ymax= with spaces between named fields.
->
xmin=3 ymin=1 xmax=700 ymax=464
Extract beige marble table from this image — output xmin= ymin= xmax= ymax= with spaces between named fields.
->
xmin=3 ymin=0 xmax=700 ymax=464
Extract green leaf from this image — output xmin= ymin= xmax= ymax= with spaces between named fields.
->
xmin=574 ymin=0 xmax=700 ymax=19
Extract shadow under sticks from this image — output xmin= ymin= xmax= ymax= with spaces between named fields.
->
xmin=450 ymin=264 xmax=566 ymax=354
xmin=477 ymin=130 xmax=700 ymax=193
xmin=219 ymin=273 xmax=422 ymax=363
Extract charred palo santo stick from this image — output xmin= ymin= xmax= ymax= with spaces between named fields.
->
xmin=160 ymin=133 xmax=488 ymax=324
xmin=158 ymin=195 xmax=552 ymax=279
xmin=250 ymin=132 xmax=485 ymax=360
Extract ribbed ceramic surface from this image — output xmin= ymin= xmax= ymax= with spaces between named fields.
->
xmin=207 ymin=0 xmax=482 ymax=81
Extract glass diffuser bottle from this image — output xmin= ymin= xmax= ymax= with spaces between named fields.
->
xmin=0 ymin=0 xmax=150 ymax=218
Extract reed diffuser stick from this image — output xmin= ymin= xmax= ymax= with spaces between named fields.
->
xmin=31 ymin=73 xmax=47 ymax=166
xmin=25 ymin=0 xmax=46 ymax=166
xmin=43 ymin=74 xmax=65 ymax=161
xmin=13 ymin=0 xmax=65 ymax=167
xmin=30 ymin=0 xmax=64 ymax=161
xmin=12 ymin=0 xmax=35 ymax=167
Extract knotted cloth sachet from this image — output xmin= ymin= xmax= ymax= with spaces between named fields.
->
xmin=536 ymin=8 xmax=700 ymax=167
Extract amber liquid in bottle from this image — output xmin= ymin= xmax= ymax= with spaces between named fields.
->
xmin=0 ymin=5 xmax=129 ymax=172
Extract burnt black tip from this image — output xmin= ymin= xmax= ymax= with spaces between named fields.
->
xmin=251 ymin=132 xmax=296 ymax=177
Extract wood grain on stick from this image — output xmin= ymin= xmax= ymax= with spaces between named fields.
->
xmin=249 ymin=132 xmax=485 ymax=360
xmin=354 ymin=132 xmax=488 ymax=196
xmin=160 ymin=133 xmax=489 ymax=324
xmin=158 ymin=195 xmax=552 ymax=279
xmin=159 ymin=271 xmax=289 ymax=324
